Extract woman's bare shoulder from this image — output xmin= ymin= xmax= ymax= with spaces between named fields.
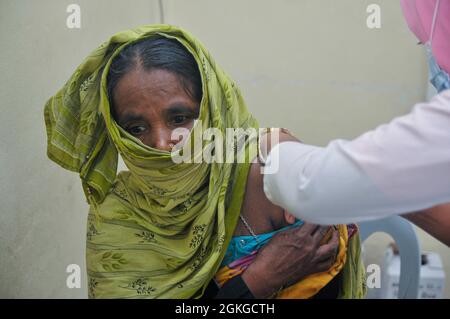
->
xmin=237 ymin=160 xmax=286 ymax=235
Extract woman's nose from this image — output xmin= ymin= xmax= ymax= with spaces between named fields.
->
xmin=151 ymin=128 xmax=175 ymax=152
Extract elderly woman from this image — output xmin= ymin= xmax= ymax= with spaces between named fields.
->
xmin=44 ymin=25 xmax=365 ymax=298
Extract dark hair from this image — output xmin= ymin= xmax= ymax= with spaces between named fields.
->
xmin=107 ymin=36 xmax=202 ymax=114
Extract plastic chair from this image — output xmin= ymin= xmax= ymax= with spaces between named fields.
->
xmin=358 ymin=215 xmax=421 ymax=299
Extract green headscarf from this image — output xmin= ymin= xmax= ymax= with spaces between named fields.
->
xmin=45 ymin=24 xmax=258 ymax=298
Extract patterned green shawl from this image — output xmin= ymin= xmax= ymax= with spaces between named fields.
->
xmin=45 ymin=24 xmax=258 ymax=298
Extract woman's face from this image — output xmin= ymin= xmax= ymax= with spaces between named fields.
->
xmin=112 ymin=68 xmax=200 ymax=151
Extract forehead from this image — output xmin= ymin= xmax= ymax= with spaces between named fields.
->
xmin=112 ymin=68 xmax=190 ymax=109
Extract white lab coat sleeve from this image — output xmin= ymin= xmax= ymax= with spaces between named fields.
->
xmin=263 ymin=89 xmax=450 ymax=225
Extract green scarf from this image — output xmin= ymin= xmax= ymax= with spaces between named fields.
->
xmin=45 ymin=24 xmax=258 ymax=298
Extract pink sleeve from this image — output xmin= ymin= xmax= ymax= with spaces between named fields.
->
xmin=400 ymin=0 xmax=450 ymax=74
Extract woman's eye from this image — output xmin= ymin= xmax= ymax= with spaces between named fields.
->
xmin=173 ymin=115 xmax=188 ymax=125
xmin=127 ymin=126 xmax=146 ymax=135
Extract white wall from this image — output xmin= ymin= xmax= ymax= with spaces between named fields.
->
xmin=1 ymin=0 xmax=448 ymax=298
xmin=0 ymin=0 xmax=160 ymax=298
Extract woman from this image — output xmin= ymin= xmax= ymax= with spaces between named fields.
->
xmin=44 ymin=25 xmax=365 ymax=298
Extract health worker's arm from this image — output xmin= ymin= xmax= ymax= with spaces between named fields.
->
xmin=263 ymin=90 xmax=450 ymax=225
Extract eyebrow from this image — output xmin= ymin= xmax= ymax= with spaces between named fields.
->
xmin=117 ymin=113 xmax=145 ymax=126
xmin=164 ymin=103 xmax=198 ymax=117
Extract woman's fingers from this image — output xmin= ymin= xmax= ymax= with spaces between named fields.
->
xmin=280 ymin=222 xmax=318 ymax=239
xmin=315 ymin=229 xmax=340 ymax=262
xmin=316 ymin=255 xmax=337 ymax=273
xmin=295 ymin=223 xmax=320 ymax=236
xmin=311 ymin=225 xmax=331 ymax=241
xmin=285 ymin=223 xmax=334 ymax=247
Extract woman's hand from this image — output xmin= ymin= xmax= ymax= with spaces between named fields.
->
xmin=241 ymin=223 xmax=340 ymax=298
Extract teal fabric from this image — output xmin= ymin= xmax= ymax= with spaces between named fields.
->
xmin=221 ymin=220 xmax=304 ymax=267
